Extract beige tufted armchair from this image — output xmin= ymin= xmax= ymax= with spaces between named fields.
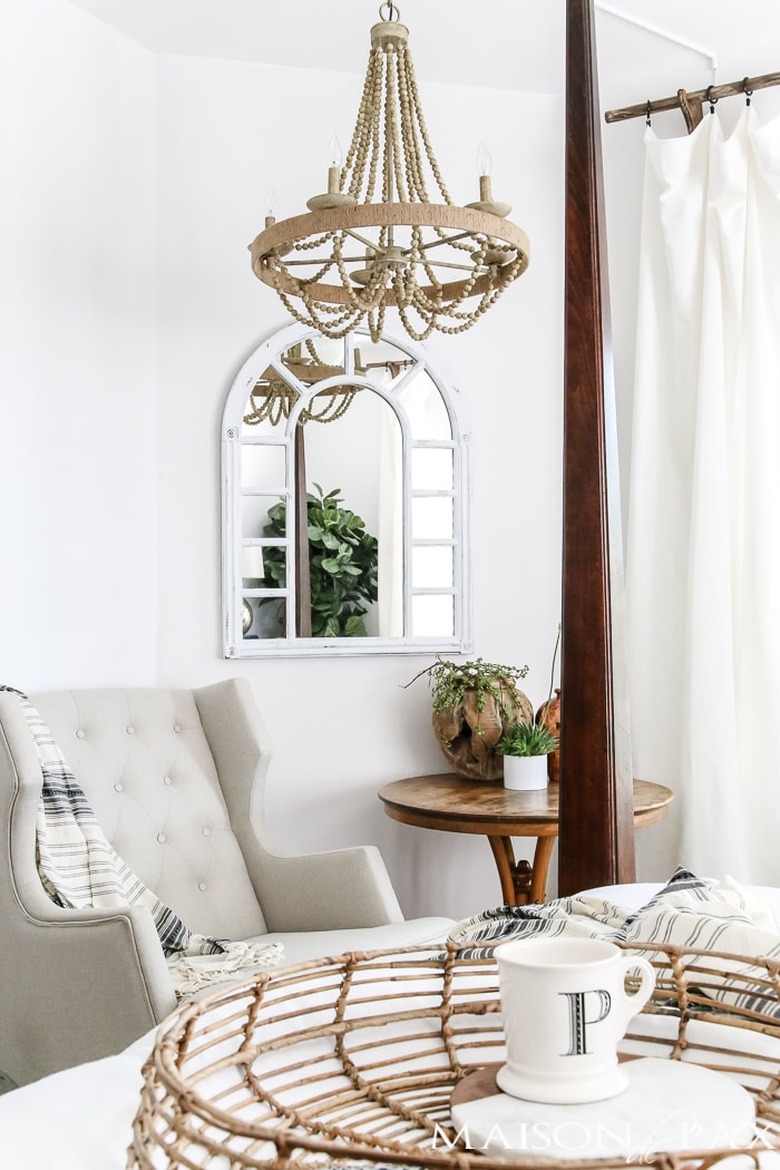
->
xmin=0 ymin=677 xmax=453 ymax=1087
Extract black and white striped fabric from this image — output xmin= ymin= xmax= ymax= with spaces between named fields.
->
xmin=2 ymin=686 xmax=282 ymax=993
xmin=449 ymin=867 xmax=780 ymax=1018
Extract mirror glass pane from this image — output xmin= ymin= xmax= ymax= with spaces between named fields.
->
xmin=412 ymin=545 xmax=453 ymax=589
xmin=242 ymin=543 xmax=273 ymax=587
xmin=241 ymin=495 xmax=282 ymax=539
xmin=241 ymin=444 xmax=285 ymax=489
xmin=242 ymin=371 xmax=298 ymax=438
xmin=411 ymin=447 xmax=453 ymax=491
xmin=412 ymin=594 xmax=454 ymax=637
xmin=298 ymin=389 xmax=399 ymax=638
xmin=242 ymin=594 xmax=287 ymax=640
xmin=400 ymin=369 xmax=451 ymax=441
xmin=411 ymin=495 xmax=453 ymax=540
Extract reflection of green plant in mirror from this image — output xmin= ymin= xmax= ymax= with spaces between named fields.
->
xmin=261 ymin=484 xmax=378 ymax=637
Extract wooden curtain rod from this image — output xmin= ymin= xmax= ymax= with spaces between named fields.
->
xmin=605 ymin=69 xmax=780 ymax=133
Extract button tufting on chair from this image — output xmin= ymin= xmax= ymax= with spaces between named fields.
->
xmin=163 ymin=776 xmax=172 ymax=786
xmin=202 ymin=827 xmax=211 ymax=837
xmin=126 ymin=726 xmax=135 ymax=735
xmin=114 ymin=783 xmax=123 ymax=793
xmin=156 ymin=833 xmax=166 ymax=844
xmin=198 ymin=882 xmax=207 ymax=892
xmin=75 ymin=729 xmax=85 ymax=739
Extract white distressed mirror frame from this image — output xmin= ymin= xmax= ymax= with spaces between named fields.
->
xmin=221 ymin=322 xmax=472 ymax=658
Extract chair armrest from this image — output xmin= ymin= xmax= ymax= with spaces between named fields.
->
xmin=255 ymin=843 xmax=404 ymax=932
xmin=194 ymin=680 xmax=405 ymax=931
xmin=0 ymin=900 xmax=176 ymax=1086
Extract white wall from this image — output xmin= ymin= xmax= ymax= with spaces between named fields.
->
xmin=153 ymin=55 xmax=564 ymax=921
xmin=0 ymin=0 xmax=158 ymax=688
xmin=1 ymin=5 xmax=563 ymax=923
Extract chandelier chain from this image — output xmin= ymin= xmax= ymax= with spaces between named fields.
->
xmin=401 ymin=45 xmax=452 ymax=204
xmin=399 ymin=52 xmax=428 ymax=202
xmin=345 ymin=51 xmax=378 ymax=200
xmin=387 ymin=52 xmax=407 ymax=205
xmin=382 ymin=50 xmax=394 ymax=205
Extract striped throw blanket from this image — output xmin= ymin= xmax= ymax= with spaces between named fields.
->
xmin=2 ymin=687 xmax=282 ymax=995
xmin=449 ymin=867 xmax=780 ymax=1018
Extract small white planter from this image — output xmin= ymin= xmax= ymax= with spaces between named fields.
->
xmin=502 ymin=754 xmax=548 ymax=791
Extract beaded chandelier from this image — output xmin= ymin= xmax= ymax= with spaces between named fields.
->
xmin=248 ymin=3 xmax=530 ymax=343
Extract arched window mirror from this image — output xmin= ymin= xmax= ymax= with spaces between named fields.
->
xmin=221 ymin=323 xmax=471 ymax=657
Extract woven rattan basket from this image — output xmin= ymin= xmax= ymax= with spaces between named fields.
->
xmin=129 ymin=942 xmax=780 ymax=1169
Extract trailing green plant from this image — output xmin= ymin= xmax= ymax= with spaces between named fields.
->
xmin=497 ymin=721 xmax=559 ymax=757
xmin=261 ymin=484 xmax=378 ymax=637
xmin=406 ymin=657 xmax=529 ymax=720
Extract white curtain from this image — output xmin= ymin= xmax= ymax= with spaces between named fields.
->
xmin=626 ymin=106 xmax=780 ymax=882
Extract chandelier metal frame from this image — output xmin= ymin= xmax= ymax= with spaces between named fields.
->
xmin=248 ymin=4 xmax=530 ymax=343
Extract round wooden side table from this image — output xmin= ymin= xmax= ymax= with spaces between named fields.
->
xmin=378 ymin=774 xmax=673 ymax=905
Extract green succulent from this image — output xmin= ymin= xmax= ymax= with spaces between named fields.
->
xmin=497 ymin=721 xmax=559 ymax=757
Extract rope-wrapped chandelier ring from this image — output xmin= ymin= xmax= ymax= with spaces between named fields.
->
xmin=250 ymin=202 xmax=529 ymax=309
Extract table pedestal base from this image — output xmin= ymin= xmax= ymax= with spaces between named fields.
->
xmin=488 ymin=834 xmax=556 ymax=904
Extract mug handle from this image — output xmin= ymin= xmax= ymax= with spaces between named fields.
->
xmin=617 ymin=955 xmax=656 ymax=1025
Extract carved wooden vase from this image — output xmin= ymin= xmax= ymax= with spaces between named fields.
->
xmin=433 ymin=679 xmax=533 ymax=781
xmin=535 ymin=687 xmax=561 ymax=784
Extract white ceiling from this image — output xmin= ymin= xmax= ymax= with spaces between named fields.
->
xmin=67 ymin=0 xmax=780 ymax=107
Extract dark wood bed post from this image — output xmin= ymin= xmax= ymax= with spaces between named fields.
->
xmin=557 ymin=0 xmax=635 ymax=894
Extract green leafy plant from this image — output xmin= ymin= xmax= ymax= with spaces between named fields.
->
xmin=497 ymin=721 xmax=558 ymax=757
xmin=406 ymin=657 xmax=529 ymax=720
xmin=261 ymin=484 xmax=378 ymax=637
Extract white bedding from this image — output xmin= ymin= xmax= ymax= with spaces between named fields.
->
xmin=0 ymin=1028 xmax=154 ymax=1168
xmin=4 ymin=881 xmax=780 ymax=1169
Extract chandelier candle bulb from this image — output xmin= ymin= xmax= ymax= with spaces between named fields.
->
xmin=264 ymin=187 xmax=277 ymax=229
xmin=326 ymin=134 xmax=344 ymax=194
xmin=329 ymin=133 xmax=343 ymax=168
xmin=477 ymin=141 xmax=493 ymax=176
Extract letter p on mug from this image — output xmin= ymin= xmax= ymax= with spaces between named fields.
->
xmin=494 ymin=936 xmax=655 ymax=1104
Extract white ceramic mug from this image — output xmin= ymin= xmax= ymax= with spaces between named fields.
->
xmin=494 ymin=935 xmax=655 ymax=1104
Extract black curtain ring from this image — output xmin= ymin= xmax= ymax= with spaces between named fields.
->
xmin=743 ymin=77 xmax=753 ymax=106
xmin=706 ymin=85 xmax=719 ymax=115
xmin=645 ymin=100 xmax=652 ymax=128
